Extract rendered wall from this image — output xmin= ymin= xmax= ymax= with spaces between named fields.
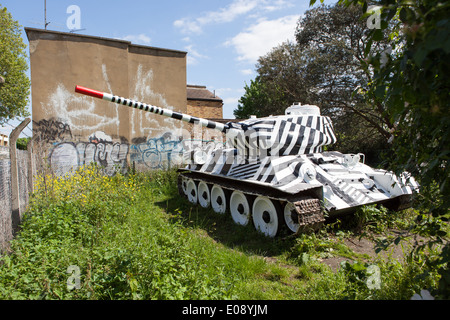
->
xmin=26 ymin=28 xmax=193 ymax=173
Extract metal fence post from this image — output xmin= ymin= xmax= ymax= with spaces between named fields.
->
xmin=26 ymin=136 xmax=36 ymax=195
xmin=9 ymin=118 xmax=31 ymax=235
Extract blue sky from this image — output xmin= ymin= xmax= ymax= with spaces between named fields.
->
xmin=0 ymin=0 xmax=336 ymax=136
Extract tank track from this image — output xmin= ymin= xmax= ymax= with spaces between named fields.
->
xmin=293 ymin=197 xmax=324 ymax=233
xmin=177 ymin=171 xmax=325 ymax=236
xmin=383 ymin=194 xmax=413 ymax=212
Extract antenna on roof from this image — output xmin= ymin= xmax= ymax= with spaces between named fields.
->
xmin=69 ymin=28 xmax=86 ymax=33
xmin=29 ymin=1 xmax=68 ymax=31
xmin=44 ymin=0 xmax=50 ymax=29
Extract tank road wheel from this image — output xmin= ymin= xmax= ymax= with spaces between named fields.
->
xmin=284 ymin=202 xmax=300 ymax=233
xmin=178 ymin=176 xmax=188 ymax=196
xmin=230 ymin=190 xmax=251 ymax=226
xmin=197 ymin=181 xmax=210 ymax=208
xmin=186 ymin=179 xmax=198 ymax=204
xmin=252 ymin=196 xmax=282 ymax=237
xmin=211 ymin=185 xmax=227 ymax=214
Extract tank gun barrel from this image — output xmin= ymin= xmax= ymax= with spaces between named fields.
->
xmin=75 ymin=85 xmax=229 ymax=133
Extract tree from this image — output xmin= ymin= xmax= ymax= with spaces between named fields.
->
xmin=309 ymin=0 xmax=449 ymax=299
xmin=16 ymin=137 xmax=30 ymax=150
xmin=0 ymin=5 xmax=30 ymax=124
xmin=294 ymin=4 xmax=394 ymax=140
xmin=236 ymin=4 xmax=392 ymax=156
xmin=254 ymin=41 xmax=317 ymax=115
xmin=234 ymin=50 xmax=297 ymax=119
xmin=234 ymin=79 xmax=275 ymax=119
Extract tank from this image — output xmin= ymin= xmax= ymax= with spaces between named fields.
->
xmin=75 ymin=86 xmax=419 ymax=237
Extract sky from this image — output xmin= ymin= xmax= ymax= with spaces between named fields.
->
xmin=0 ymin=0 xmax=336 ymax=137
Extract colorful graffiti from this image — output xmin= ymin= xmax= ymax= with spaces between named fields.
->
xmin=130 ymin=132 xmax=224 ymax=169
xmin=49 ymin=131 xmax=129 ymax=176
xmin=130 ymin=132 xmax=183 ymax=169
xmin=34 ymin=63 xmax=207 ymax=174
xmin=39 ymin=120 xmax=225 ymax=175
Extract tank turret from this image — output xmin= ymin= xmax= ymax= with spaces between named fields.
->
xmin=75 ymin=85 xmax=419 ymax=237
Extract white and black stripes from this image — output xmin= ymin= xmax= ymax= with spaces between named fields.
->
xmin=228 ymin=115 xmax=337 ymax=157
xmin=103 ymin=92 xmax=228 ymax=132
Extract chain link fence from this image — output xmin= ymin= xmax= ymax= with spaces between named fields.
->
xmin=0 ymin=148 xmax=13 ymax=253
xmin=0 ymin=146 xmax=32 ymax=253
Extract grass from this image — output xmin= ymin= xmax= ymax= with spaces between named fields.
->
xmin=0 ymin=164 xmax=444 ymax=299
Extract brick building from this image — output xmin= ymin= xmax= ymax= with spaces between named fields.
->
xmin=186 ymin=85 xmax=223 ymax=119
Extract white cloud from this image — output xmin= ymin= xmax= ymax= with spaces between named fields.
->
xmin=223 ymin=97 xmax=240 ymax=105
xmin=185 ymin=45 xmax=209 ymax=59
xmin=174 ymin=18 xmax=203 ymax=35
xmin=225 ymin=14 xmax=299 ymax=64
xmin=263 ymin=0 xmax=294 ymax=12
xmin=213 ymin=87 xmax=233 ymax=96
xmin=174 ymin=0 xmax=291 ymax=35
xmin=185 ymin=45 xmax=209 ymax=65
xmin=174 ymin=0 xmax=258 ymax=34
xmin=121 ymin=33 xmax=151 ymax=45
xmin=240 ymin=69 xmax=254 ymax=75
xmin=186 ymin=56 xmax=198 ymax=66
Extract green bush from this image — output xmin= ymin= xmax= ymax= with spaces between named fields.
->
xmin=0 ymin=165 xmax=239 ymax=299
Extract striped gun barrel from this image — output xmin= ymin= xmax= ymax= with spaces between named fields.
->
xmin=75 ymin=85 xmax=229 ymax=133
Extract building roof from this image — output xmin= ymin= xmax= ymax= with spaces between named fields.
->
xmin=187 ymin=85 xmax=222 ymax=102
xmin=25 ymin=27 xmax=187 ymax=56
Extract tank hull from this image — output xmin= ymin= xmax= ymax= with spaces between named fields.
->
xmin=178 ymin=149 xmax=418 ymax=236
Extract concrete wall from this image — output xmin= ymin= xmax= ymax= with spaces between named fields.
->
xmin=26 ymin=28 xmax=194 ymax=173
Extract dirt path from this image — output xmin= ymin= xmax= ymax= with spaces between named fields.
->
xmin=319 ymin=233 xmax=427 ymax=271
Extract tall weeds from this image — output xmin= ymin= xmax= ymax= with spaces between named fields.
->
xmin=0 ymin=164 xmax=444 ymax=300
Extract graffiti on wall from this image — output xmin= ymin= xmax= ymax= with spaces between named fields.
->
xmin=49 ymin=131 xmax=129 ymax=176
xmin=130 ymin=132 xmax=183 ymax=169
xmin=130 ymin=131 xmax=224 ymax=169
xmin=33 ymin=118 xmax=73 ymax=142
xmin=37 ymin=120 xmax=225 ymax=175
xmin=39 ymin=64 xmax=181 ymax=140
xmin=34 ymin=61 xmax=225 ymax=174
xmin=33 ymin=63 xmax=227 ymax=174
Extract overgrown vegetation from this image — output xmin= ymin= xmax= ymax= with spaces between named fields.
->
xmin=331 ymin=0 xmax=450 ymax=299
xmin=0 ymin=165 xmax=445 ymax=300
xmin=236 ymin=0 xmax=449 ymax=298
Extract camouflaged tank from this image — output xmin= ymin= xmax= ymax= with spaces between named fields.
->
xmin=76 ymin=86 xmax=419 ymax=237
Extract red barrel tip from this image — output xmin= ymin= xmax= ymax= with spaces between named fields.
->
xmin=75 ymin=85 xmax=104 ymax=99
